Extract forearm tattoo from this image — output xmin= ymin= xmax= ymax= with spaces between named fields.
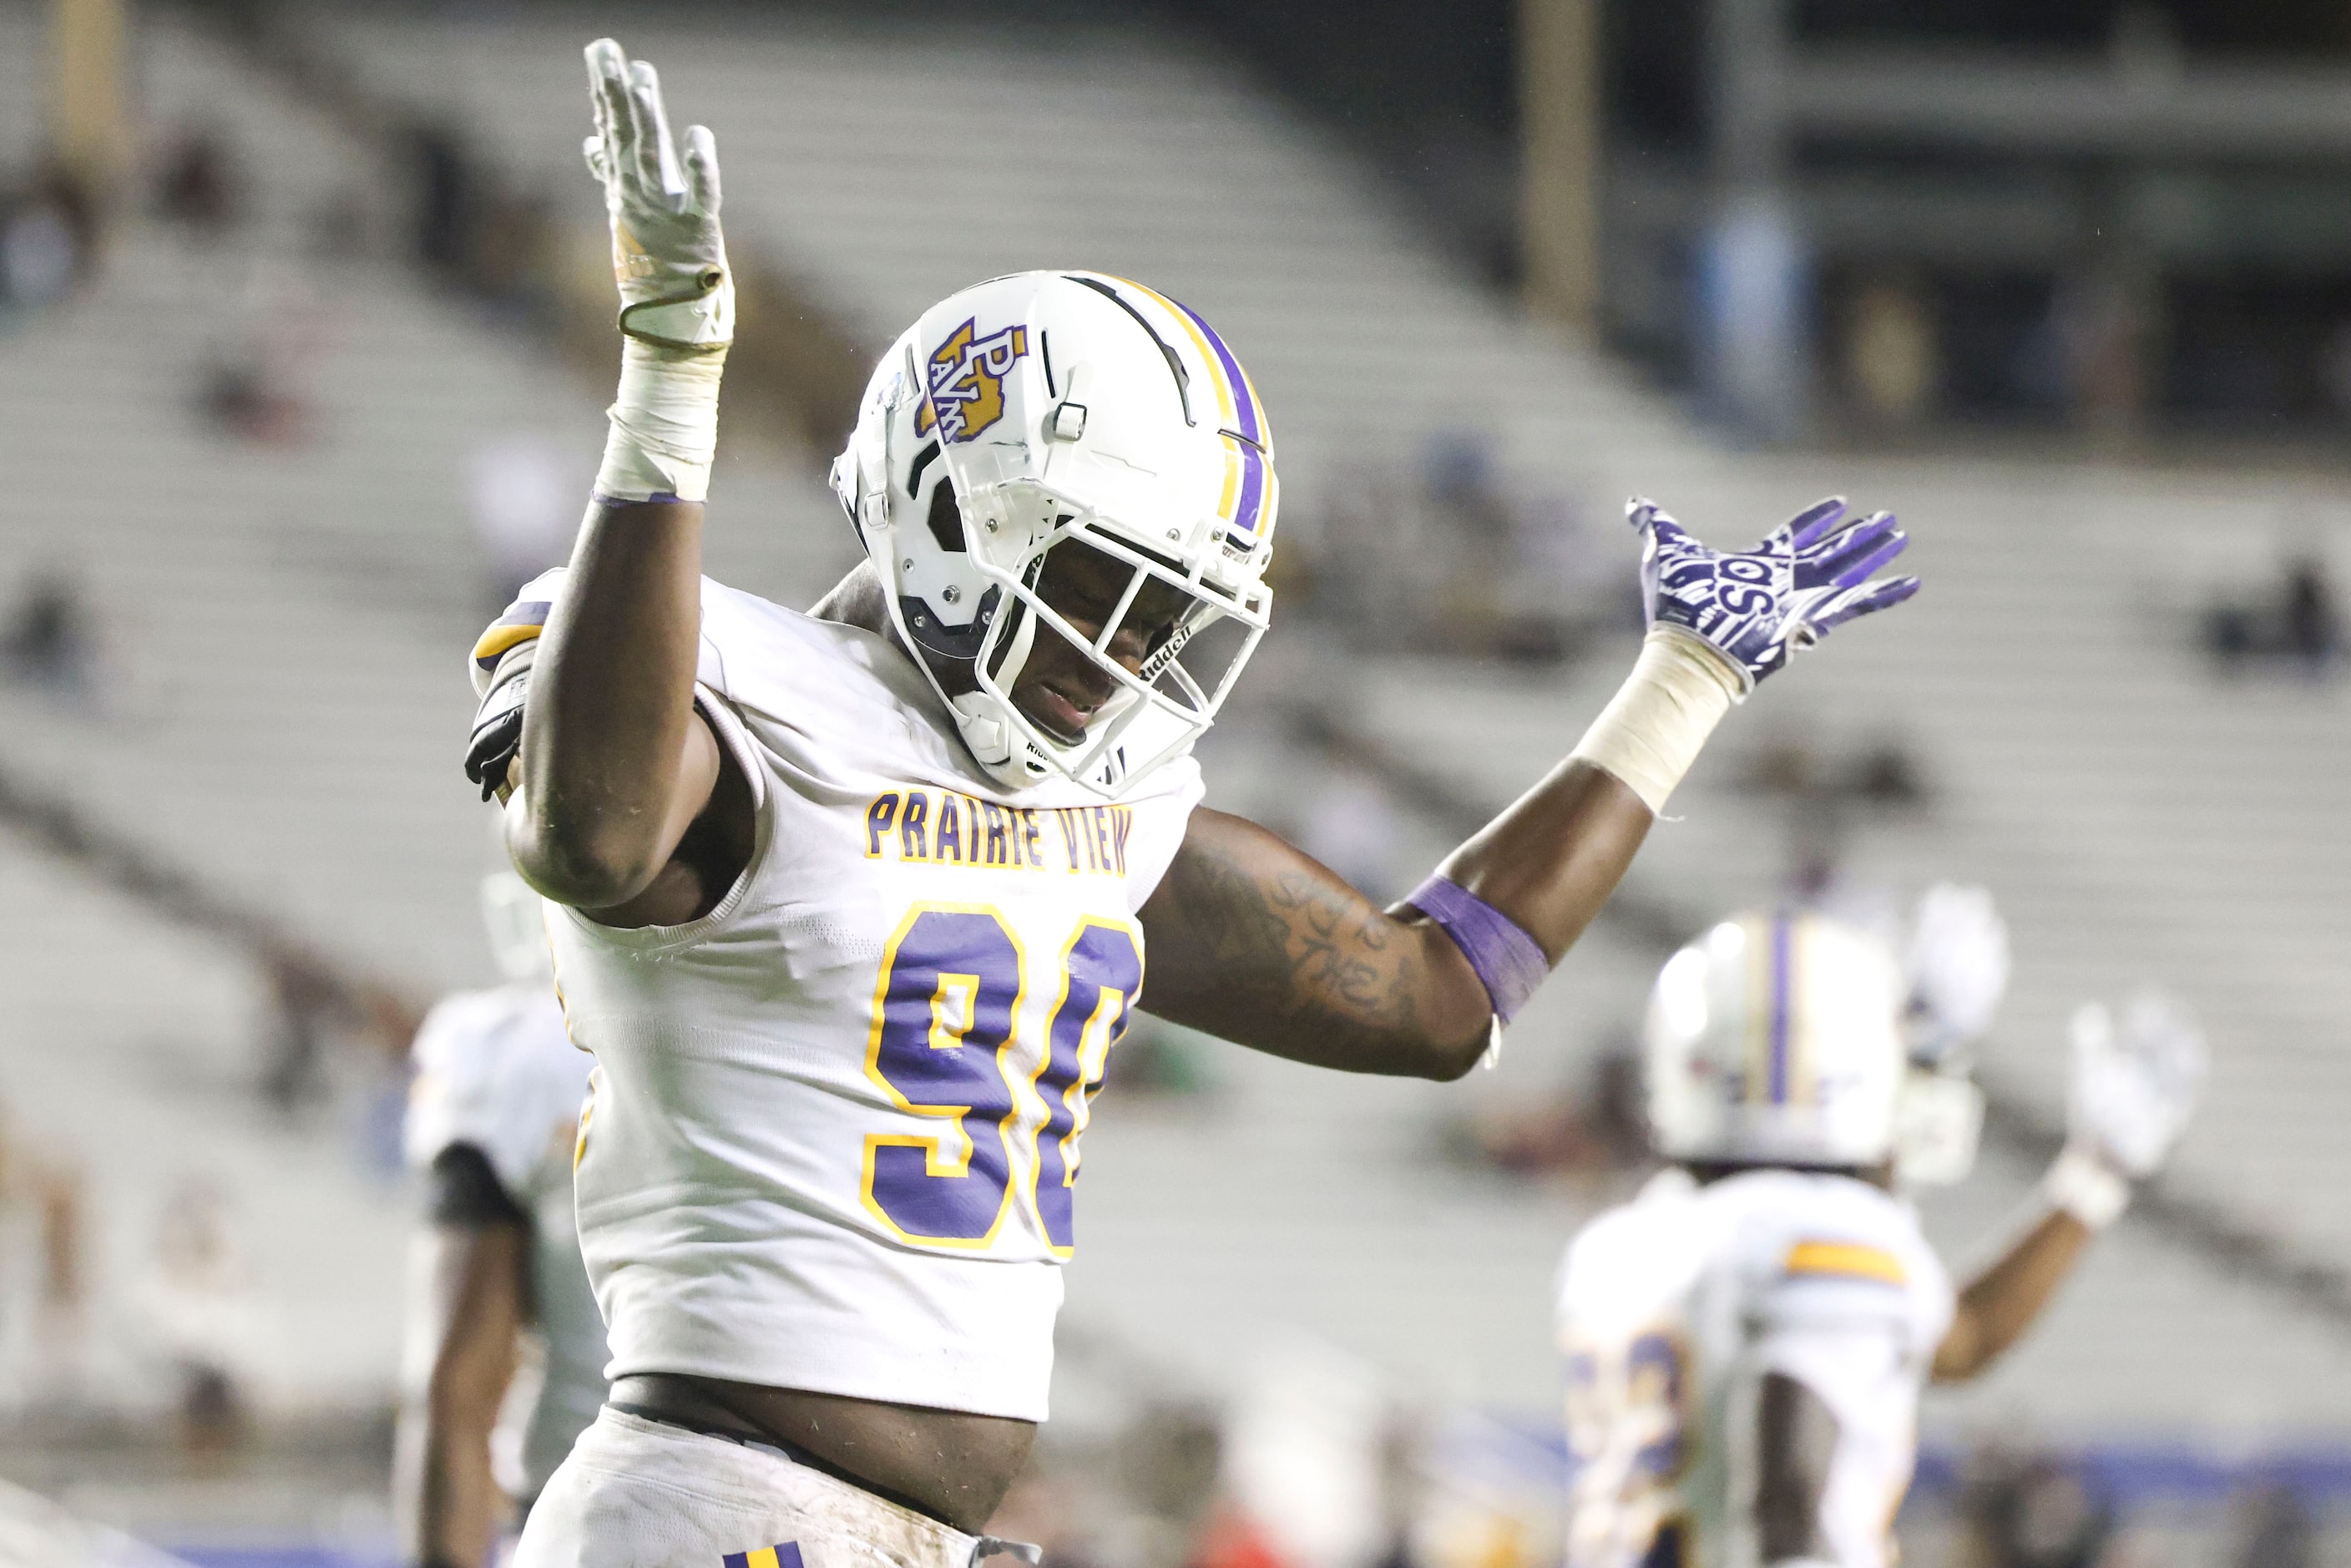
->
xmin=1145 ymin=815 xmax=1483 ymax=1070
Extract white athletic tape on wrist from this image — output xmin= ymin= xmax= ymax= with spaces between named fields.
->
xmin=2043 ymin=1143 xmax=2131 ymax=1230
xmin=1568 ymin=625 xmax=1745 ymax=813
xmin=595 ymin=338 xmax=726 ymax=503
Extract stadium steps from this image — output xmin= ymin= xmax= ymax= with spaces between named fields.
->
xmin=284 ymin=5 xmax=2351 ymax=1437
xmin=0 ymin=7 xmax=857 ymax=994
xmin=0 ymin=6 xmax=854 ymax=1417
xmin=0 ymin=825 xmax=411 ymax=1416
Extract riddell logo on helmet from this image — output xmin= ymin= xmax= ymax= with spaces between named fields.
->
xmin=915 ymin=319 xmax=1029 ymax=443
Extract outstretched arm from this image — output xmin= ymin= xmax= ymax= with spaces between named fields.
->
xmin=1932 ymin=1210 xmax=2091 ymax=1381
xmin=504 ymin=40 xmax=738 ymax=915
xmin=1141 ymin=763 xmax=1651 ymax=1079
xmin=1140 ymin=497 xmax=1918 ymax=1079
xmin=1934 ymin=994 xmax=2206 ymax=1382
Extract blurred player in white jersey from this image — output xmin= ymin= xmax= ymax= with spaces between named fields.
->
xmin=1555 ymin=892 xmax=2206 ymax=1568
xmin=395 ymin=873 xmax=604 ymax=1568
xmin=460 ymin=38 xmax=1921 ymax=1559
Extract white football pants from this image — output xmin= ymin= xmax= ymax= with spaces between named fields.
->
xmin=515 ymin=1407 xmax=980 ymax=1568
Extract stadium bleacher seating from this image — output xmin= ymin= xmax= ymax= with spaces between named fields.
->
xmin=3 ymin=0 xmax=2348 ymax=1449
xmin=288 ymin=3 xmax=2351 ymax=1437
xmin=0 ymin=3 xmax=853 ymax=1422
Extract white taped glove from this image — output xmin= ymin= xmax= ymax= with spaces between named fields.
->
xmin=1904 ymin=883 xmax=2009 ymax=1063
xmin=582 ymin=38 xmax=730 ymax=503
xmin=2067 ymin=992 xmax=2207 ymax=1178
xmin=584 ymin=38 xmax=731 ymax=352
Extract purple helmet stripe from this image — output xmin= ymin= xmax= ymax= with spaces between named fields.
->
xmin=1231 ymin=443 xmax=1269 ymax=539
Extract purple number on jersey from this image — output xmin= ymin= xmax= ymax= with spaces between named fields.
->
xmin=1031 ymin=921 xmax=1143 ymax=1255
xmin=1626 ymin=1331 xmax=1687 ymax=1479
xmin=862 ymin=908 xmax=1025 ymax=1246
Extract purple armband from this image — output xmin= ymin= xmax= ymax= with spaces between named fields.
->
xmin=1405 ymin=875 xmax=1550 ymax=1022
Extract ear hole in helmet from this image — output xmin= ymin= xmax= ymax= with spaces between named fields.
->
xmin=926 ymin=478 xmax=965 ymax=554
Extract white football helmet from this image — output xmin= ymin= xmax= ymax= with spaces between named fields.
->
xmin=830 ymin=271 xmax=1277 ymax=795
xmin=1645 ymin=912 xmax=1908 ymax=1169
xmin=480 ymin=871 xmax=552 ymax=984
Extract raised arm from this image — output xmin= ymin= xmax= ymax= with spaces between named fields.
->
xmin=1140 ymin=497 xmax=1918 ymax=1078
xmin=1931 ymin=1208 xmax=2091 ymax=1381
xmin=503 ymin=40 xmax=737 ymax=914
xmin=1934 ymin=994 xmax=2206 ymax=1382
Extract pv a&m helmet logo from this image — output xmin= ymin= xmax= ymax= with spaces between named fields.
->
xmin=916 ymin=318 xmax=1029 ymax=443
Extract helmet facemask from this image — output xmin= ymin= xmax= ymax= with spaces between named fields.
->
xmin=940 ymin=492 xmax=1268 ymax=793
xmin=850 ymin=285 xmax=1277 ymax=796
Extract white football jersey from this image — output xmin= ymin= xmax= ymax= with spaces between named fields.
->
xmin=406 ymin=982 xmax=604 ymax=1498
xmin=513 ymin=570 xmax=1204 ymax=1422
xmin=1555 ymin=1169 xmax=1954 ymax=1568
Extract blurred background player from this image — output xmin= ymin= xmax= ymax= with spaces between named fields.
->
xmin=1555 ymin=893 xmax=2206 ymax=1568
xmin=395 ymin=873 xmax=604 ymax=1568
xmin=464 ymin=36 xmax=1917 ymax=1555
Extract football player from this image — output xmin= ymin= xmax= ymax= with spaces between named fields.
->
xmin=1554 ymin=898 xmax=2206 ymax=1568
xmin=461 ymin=38 xmax=1919 ymax=1562
xmin=395 ymin=873 xmax=604 ymax=1568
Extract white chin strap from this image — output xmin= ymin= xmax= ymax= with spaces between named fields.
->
xmin=953 ymin=599 xmax=1044 ymax=784
xmin=952 ymin=691 xmax=1019 ymax=771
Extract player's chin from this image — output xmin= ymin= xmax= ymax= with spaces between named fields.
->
xmin=1012 ymin=687 xmax=1091 ymax=747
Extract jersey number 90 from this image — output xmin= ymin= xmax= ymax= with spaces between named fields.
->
xmin=861 ymin=905 xmax=1140 ymax=1257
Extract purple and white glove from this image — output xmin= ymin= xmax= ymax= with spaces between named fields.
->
xmin=1631 ymin=496 xmax=1918 ymax=693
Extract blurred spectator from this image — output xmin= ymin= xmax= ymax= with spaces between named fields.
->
xmin=468 ymin=432 xmax=581 ymax=608
xmin=152 ymin=123 xmax=242 ymax=236
xmin=1450 ymin=1036 xmax=1648 ymax=1186
xmin=196 ymin=354 xmax=308 ymax=446
xmin=2204 ymin=553 xmax=2342 ymax=677
xmin=1747 ymin=735 xmax=1930 ymax=900
xmin=471 ymin=189 xmax=561 ymax=328
xmin=411 ymin=123 xmax=477 ymax=275
xmin=1841 ymin=274 xmax=1939 ymax=428
xmin=133 ymin=1178 xmax=260 ymax=1458
xmin=1301 ymin=435 xmax=1618 ymax=661
xmin=0 ymin=162 xmax=100 ymax=315
xmin=2283 ymin=557 xmax=2341 ymax=668
xmin=2 ymin=572 xmax=98 ymax=701
xmin=0 ymin=1097 xmax=92 ymax=1405
xmin=1694 ymin=195 xmax=1813 ymax=443
xmin=262 ymin=946 xmax=352 ymax=1113
xmin=2235 ymin=1483 xmax=2315 ymax=1568
xmin=2051 ymin=253 xmax=2155 ymax=444
xmin=1959 ymin=1450 xmax=2114 ymax=1568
